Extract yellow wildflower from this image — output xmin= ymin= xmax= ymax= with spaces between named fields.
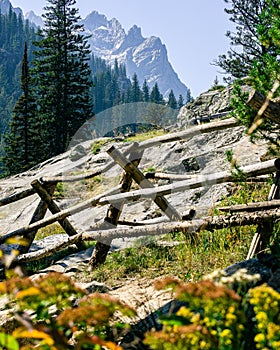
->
xmin=220 ymin=329 xmax=231 ymax=338
xmin=254 ymin=333 xmax=265 ymax=343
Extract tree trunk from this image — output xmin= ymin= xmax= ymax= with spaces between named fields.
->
xmin=247 ymin=89 xmax=280 ymax=124
xmin=31 ymin=179 xmax=84 ymax=250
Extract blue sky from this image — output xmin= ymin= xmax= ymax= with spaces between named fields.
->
xmin=10 ymin=0 xmax=233 ymax=97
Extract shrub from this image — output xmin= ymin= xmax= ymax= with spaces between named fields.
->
xmin=144 ymin=274 xmax=280 ymax=350
xmin=0 ymin=272 xmax=135 ymax=349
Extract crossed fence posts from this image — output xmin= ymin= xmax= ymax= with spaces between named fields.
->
xmin=0 ymin=117 xmax=280 ymax=273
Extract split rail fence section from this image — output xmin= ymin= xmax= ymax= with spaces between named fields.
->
xmin=1 ymin=103 xmax=280 ymax=269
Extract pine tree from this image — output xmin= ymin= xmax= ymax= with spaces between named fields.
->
xmin=178 ymin=94 xmax=184 ymax=109
xmin=150 ymin=82 xmax=164 ymax=104
xmin=214 ymin=0 xmax=276 ymax=82
xmin=228 ymin=0 xmax=280 ymax=144
xmin=142 ymin=79 xmax=150 ymax=102
xmin=167 ymin=89 xmax=178 ymax=109
xmin=130 ymin=73 xmax=142 ymax=102
xmin=32 ymin=0 xmax=94 ymax=157
xmin=2 ymin=43 xmax=39 ymax=175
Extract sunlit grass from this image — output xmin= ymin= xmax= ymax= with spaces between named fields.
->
xmin=123 ymin=129 xmax=167 ymax=142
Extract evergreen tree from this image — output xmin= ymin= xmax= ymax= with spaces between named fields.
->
xmin=228 ymin=0 xmax=280 ymax=144
xmin=32 ymin=0 xmax=94 ymax=157
xmin=178 ymin=94 xmax=184 ymax=109
xmin=90 ymin=55 xmax=131 ymax=114
xmin=131 ymin=73 xmax=142 ymax=102
xmin=0 ymin=9 xmax=37 ymax=139
xmin=150 ymin=82 xmax=164 ymax=104
xmin=185 ymin=87 xmax=193 ymax=103
xmin=167 ymin=89 xmax=178 ymax=109
xmin=214 ymin=0 xmax=277 ymax=82
xmin=142 ymin=79 xmax=150 ymax=102
xmin=2 ymin=43 xmax=39 ymax=175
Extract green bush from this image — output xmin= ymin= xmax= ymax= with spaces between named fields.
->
xmin=0 ymin=272 xmax=135 ymax=349
xmin=144 ymin=274 xmax=280 ymax=350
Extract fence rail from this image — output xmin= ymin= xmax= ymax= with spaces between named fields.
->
xmin=0 ymin=116 xmax=278 ymax=270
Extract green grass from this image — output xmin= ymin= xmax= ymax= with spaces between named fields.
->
xmin=35 ymin=223 xmax=65 ymax=241
xmin=75 ymin=178 xmax=278 ymax=287
xmin=30 ymin=176 xmax=279 ymax=287
xmin=91 ymin=138 xmax=112 ymax=155
xmin=77 ymin=225 xmax=253 ymax=287
xmin=123 ymin=129 xmax=167 ymax=142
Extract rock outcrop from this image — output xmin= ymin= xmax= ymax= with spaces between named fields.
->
xmin=177 ymin=86 xmax=233 ymax=127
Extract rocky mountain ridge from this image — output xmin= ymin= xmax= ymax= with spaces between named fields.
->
xmin=0 ymin=0 xmax=189 ymax=99
xmin=81 ymin=11 xmax=188 ymax=98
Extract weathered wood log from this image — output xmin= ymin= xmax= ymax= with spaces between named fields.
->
xmin=89 ymin=145 xmax=144 ymax=267
xmin=247 ymin=89 xmax=280 ymax=125
xmin=139 ymin=118 xmax=238 ymax=149
xmin=107 ymin=145 xmax=182 ymax=221
xmin=98 ymin=158 xmax=278 ymax=207
xmin=145 ymin=172 xmax=198 ymax=181
xmin=18 ymin=184 xmax=57 ymax=254
xmin=39 ymin=119 xmax=238 ymax=184
xmin=218 ymin=199 xmax=280 ymax=213
xmin=0 ymin=184 xmax=123 ymax=244
xmin=31 ymin=180 xmax=84 ymax=251
xmin=146 ymin=172 xmax=270 ymax=183
xmin=0 ymin=187 xmax=35 ymax=207
xmin=12 ymin=207 xmax=280 ymax=264
xmin=1 ymin=159 xmax=277 ymax=242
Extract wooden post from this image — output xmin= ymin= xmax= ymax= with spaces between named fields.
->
xmin=31 ymin=179 xmax=85 ymax=250
xmin=246 ymin=159 xmax=280 ymax=259
xmin=18 ymin=183 xmax=57 ymax=254
xmin=107 ymin=145 xmax=182 ymax=221
xmin=89 ymin=144 xmax=144 ymax=268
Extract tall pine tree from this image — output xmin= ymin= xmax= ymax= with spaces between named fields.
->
xmin=32 ymin=0 xmax=94 ymax=157
xmin=3 ymin=43 xmax=39 ymax=175
xmin=142 ymin=79 xmax=150 ymax=102
xmin=150 ymin=82 xmax=164 ymax=104
xmin=131 ymin=73 xmax=142 ymax=102
xmin=167 ymin=89 xmax=178 ymax=109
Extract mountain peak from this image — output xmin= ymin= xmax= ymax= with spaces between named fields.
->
xmin=0 ymin=0 xmax=22 ymax=16
xmin=83 ymin=11 xmax=110 ymax=31
xmin=84 ymin=11 xmax=188 ymax=98
xmin=25 ymin=10 xmax=44 ymax=27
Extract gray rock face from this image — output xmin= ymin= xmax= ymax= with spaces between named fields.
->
xmin=25 ymin=10 xmax=44 ymax=27
xmin=177 ymin=86 xmax=233 ymax=127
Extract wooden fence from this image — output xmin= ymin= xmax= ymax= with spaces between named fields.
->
xmin=1 ymin=115 xmax=280 ymax=271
